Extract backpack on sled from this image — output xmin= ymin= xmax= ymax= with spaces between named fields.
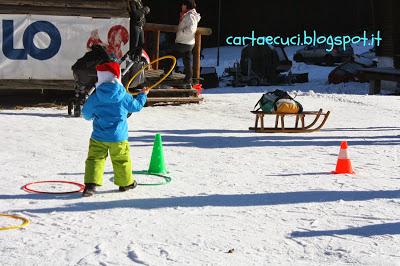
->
xmin=250 ymin=90 xmax=331 ymax=133
xmin=254 ymin=89 xmax=303 ymax=114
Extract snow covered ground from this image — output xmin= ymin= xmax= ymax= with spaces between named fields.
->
xmin=1 ymin=45 xmax=400 ymax=265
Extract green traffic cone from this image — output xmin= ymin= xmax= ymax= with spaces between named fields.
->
xmin=148 ymin=134 xmax=168 ymax=175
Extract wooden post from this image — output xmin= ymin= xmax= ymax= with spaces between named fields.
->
xmin=260 ymin=114 xmax=264 ymax=130
xmin=369 ymin=80 xmax=381 ymax=95
xmin=295 ymin=115 xmax=300 ymax=128
xmin=142 ymin=23 xmax=212 ymax=82
xmin=154 ymin=30 xmax=160 ymax=69
xmin=255 ymin=114 xmax=259 ymax=129
xmin=193 ymin=32 xmax=201 ymax=83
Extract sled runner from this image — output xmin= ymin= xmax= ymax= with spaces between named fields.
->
xmin=249 ymin=109 xmax=330 ymax=133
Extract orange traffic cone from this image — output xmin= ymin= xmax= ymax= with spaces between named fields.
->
xmin=332 ymin=141 xmax=355 ymax=174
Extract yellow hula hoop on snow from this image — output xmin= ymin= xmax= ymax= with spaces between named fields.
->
xmin=125 ymin=55 xmax=177 ymax=95
xmin=0 ymin=213 xmax=30 ymax=231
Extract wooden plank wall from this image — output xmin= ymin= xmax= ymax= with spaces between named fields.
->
xmin=0 ymin=0 xmax=129 ymax=18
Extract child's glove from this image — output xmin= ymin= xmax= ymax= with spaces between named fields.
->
xmin=141 ymin=87 xmax=151 ymax=95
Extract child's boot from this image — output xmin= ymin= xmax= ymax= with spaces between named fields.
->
xmin=82 ymin=183 xmax=97 ymax=197
xmin=119 ymin=180 xmax=137 ymax=192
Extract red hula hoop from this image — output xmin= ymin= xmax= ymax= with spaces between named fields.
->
xmin=22 ymin=180 xmax=85 ymax=194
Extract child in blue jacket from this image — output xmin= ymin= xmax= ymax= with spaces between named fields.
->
xmin=82 ymin=61 xmax=149 ymax=197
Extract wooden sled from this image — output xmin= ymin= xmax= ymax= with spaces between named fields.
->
xmin=249 ymin=109 xmax=330 ymax=133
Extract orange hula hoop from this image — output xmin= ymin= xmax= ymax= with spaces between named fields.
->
xmin=125 ymin=55 xmax=177 ymax=95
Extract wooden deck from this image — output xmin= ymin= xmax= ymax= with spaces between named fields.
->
xmin=142 ymin=69 xmax=187 ymax=89
xmin=0 ymin=80 xmax=74 ymax=91
xmin=0 ymin=70 xmax=186 ymax=91
xmin=146 ymin=97 xmax=203 ymax=106
xmin=0 ymin=70 xmax=202 ymax=106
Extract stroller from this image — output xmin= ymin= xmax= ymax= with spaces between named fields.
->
xmin=68 ymin=45 xmax=147 ymax=117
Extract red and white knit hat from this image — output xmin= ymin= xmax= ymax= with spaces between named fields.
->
xmin=96 ymin=61 xmax=121 ymax=86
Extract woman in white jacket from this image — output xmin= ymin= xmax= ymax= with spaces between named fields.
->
xmin=161 ymin=0 xmax=201 ymax=85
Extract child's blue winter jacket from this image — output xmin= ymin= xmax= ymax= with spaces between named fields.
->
xmin=82 ymin=80 xmax=147 ymax=142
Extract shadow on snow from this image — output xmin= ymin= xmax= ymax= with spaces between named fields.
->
xmin=11 ymin=189 xmax=400 ymax=213
xmin=128 ymin=129 xmax=400 ymax=148
xmin=291 ymin=222 xmax=400 ymax=237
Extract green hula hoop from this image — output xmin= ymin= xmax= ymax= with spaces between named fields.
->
xmin=133 ymin=170 xmax=172 ymax=186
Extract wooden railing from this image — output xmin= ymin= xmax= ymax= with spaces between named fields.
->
xmin=144 ymin=23 xmax=212 ymax=82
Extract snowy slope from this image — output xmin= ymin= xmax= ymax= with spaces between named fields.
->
xmin=1 ymin=45 xmax=400 ymax=265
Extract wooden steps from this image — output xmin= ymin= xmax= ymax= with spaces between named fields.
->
xmin=146 ymin=97 xmax=203 ymax=106
xmin=147 ymin=88 xmax=197 ymax=98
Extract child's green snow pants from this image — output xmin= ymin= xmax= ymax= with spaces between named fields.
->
xmin=84 ymin=139 xmax=133 ymax=186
